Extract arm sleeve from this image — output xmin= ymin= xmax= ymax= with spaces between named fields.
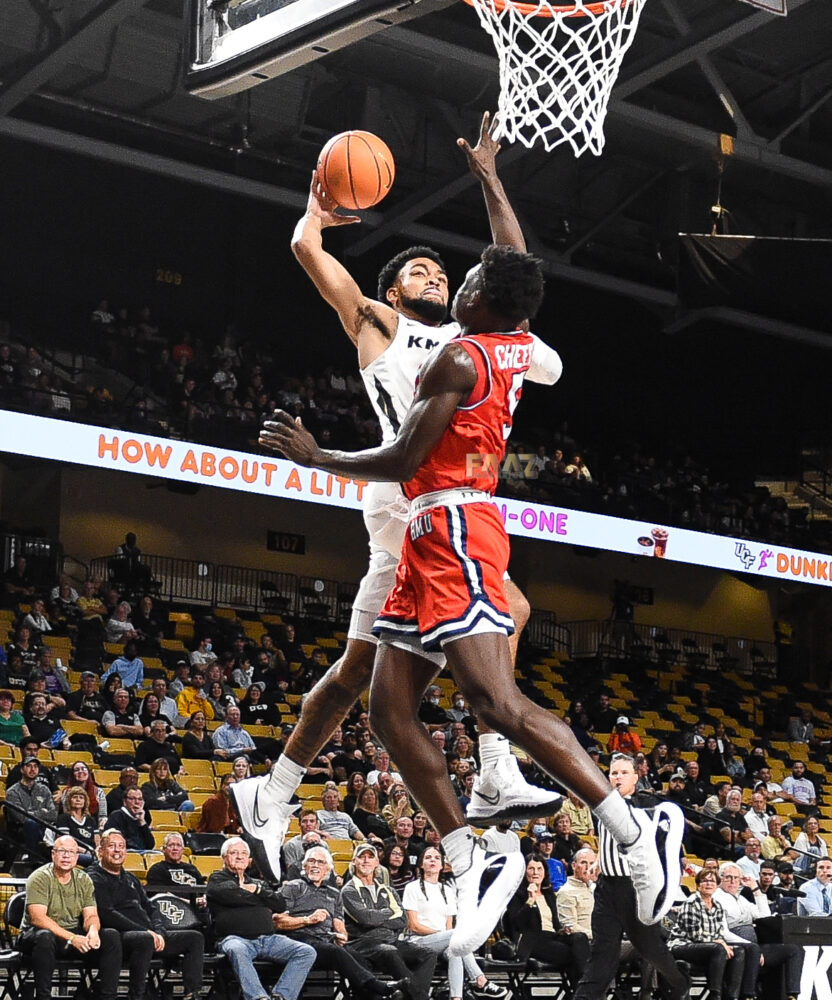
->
xmin=526 ymin=335 xmax=563 ymax=386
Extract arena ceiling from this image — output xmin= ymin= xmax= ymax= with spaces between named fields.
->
xmin=1 ymin=0 xmax=831 ymax=329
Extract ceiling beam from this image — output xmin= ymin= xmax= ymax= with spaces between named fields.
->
xmin=0 ymin=0 xmax=150 ymax=117
xmin=0 ymin=115 xmax=674 ymax=307
xmin=613 ymin=0 xmax=813 ymax=102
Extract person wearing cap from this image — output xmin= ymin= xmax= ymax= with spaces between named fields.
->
xmin=606 ymin=716 xmax=642 ymax=757
xmin=342 ymin=842 xmax=438 ymax=1000
xmin=0 ymin=688 xmax=28 ymax=745
xmin=276 ymin=846 xmax=407 ymax=999
xmin=6 ymin=755 xmax=58 ymax=850
xmin=168 ymin=661 xmax=192 ymax=697
xmin=535 ymin=832 xmax=567 ymax=890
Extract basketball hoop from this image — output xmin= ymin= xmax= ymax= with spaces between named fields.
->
xmin=463 ymin=0 xmax=647 ymax=156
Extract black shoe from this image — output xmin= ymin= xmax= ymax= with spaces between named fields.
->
xmin=468 ymin=984 xmax=508 ymax=1000
xmin=369 ymin=979 xmax=408 ymax=999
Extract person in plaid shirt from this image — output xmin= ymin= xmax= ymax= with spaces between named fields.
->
xmin=668 ymin=869 xmax=745 ymax=999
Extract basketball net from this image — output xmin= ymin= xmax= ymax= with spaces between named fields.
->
xmin=466 ymin=0 xmax=648 ymax=156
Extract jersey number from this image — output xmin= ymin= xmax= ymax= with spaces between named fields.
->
xmin=503 ymin=372 xmax=525 ymax=440
xmin=374 ymin=376 xmax=401 ymax=436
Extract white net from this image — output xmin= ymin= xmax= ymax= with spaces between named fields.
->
xmin=467 ymin=0 xmax=648 ymax=156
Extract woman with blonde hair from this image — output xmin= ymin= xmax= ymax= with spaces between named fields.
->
xmin=53 ymin=785 xmax=99 ymax=864
xmin=382 ymin=783 xmax=413 ymax=830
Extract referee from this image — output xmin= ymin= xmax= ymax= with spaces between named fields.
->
xmin=573 ymin=753 xmax=688 ymax=1000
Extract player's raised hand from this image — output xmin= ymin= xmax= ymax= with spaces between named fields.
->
xmin=260 ymin=410 xmax=322 ymax=467
xmin=306 ymin=171 xmax=361 ymax=228
xmin=457 ymin=111 xmax=501 ymax=182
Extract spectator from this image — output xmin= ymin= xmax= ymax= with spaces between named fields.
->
xmin=149 ymin=676 xmax=185 ymax=728
xmin=713 ymin=860 xmax=800 ymax=999
xmin=480 ymin=821 xmax=521 ymax=855
xmin=206 ymin=680 xmax=236 ymax=721
xmin=66 ymin=672 xmax=107 ymax=724
xmin=551 ymin=814 xmax=583 ymax=869
xmin=145 ymin=832 xmax=207 ymax=905
xmin=348 ymin=786 xmax=388 ymax=843
xmin=76 ymin=580 xmax=108 ymax=630
xmin=105 ymin=603 xmax=139 ymax=645
xmin=342 ymin=843 xmax=438 ymax=1000
xmin=7 ymin=624 xmax=39 ymax=674
xmin=181 ymin=710 xmax=217 ymax=761
xmin=786 ymin=709 xmax=815 ymax=745
xmin=317 ymin=786 xmax=364 ymax=841
xmin=402 ymin=846 xmax=506 ymax=1000
xmin=100 ymin=688 xmax=143 ymax=740
xmin=52 ymin=786 xmax=99 ymax=865
xmin=196 ymin=773 xmax=239 ymax=834
xmin=0 ymin=688 xmax=29 ymax=745
xmin=103 ymin=786 xmax=154 ymax=853
xmin=137 ymin=693 xmax=174 ymax=737
xmin=190 ymin=636 xmax=218 ymax=671
xmin=342 ymin=772 xmax=367 ymax=816
xmin=760 ymin=815 xmax=794 ymax=863
xmin=556 ymin=846 xmax=597 ymax=937
xmin=722 ymin=743 xmax=746 ymax=784
xmin=506 ymin=853 xmax=590 ymax=988
xmin=207 ymin=837 xmax=316 ymax=1000
xmin=6 ymin=755 xmax=58 ymax=851
xmin=380 ymin=843 xmax=414 ymax=896
xmin=743 ymin=790 xmax=772 ymax=843
xmin=89 ymin=829 xmax=204 ymax=1000
xmin=105 ymin=767 xmax=140 ymax=814
xmin=382 ymin=784 xmax=414 ymax=831
xmin=793 ymin=815 xmax=828 ymax=874
xmin=25 ymin=692 xmax=70 ymax=750
xmin=176 ymin=671 xmax=214 ymax=722
xmin=4 ymin=555 xmax=36 ymax=606
xmin=797 ymin=857 xmax=832 ymax=917
xmin=736 ymin=838 xmax=764 ymax=882
xmin=212 ymin=706 xmax=258 ymax=761
xmin=168 ymin=660 xmax=192 ymax=697
xmin=696 ymin=736 xmax=726 ymax=784
xmin=101 ymin=640 xmax=144 ymax=691
xmin=754 ymin=765 xmax=784 ymax=804
xmin=18 ymin=835 xmax=119 ymax=1000
xmin=606 ymin=718 xmax=641 ymax=756
xmin=239 ymin=682 xmax=281 ymax=728
xmin=534 ymin=833 xmax=568 ymax=890
xmin=667 ymin=869 xmax=745 ymax=999
xmin=781 ymin=760 xmax=818 ymax=817
xmin=61 ymin=761 xmax=107 ymax=829
xmin=714 ymin=788 xmax=750 ymax=853
xmin=22 ymin=599 xmax=52 ymax=640
xmin=276 ymin=846 xmax=407 ymax=998
xmin=141 ymin=758 xmax=194 ymax=813
xmin=135 ymin=720 xmax=183 ymax=773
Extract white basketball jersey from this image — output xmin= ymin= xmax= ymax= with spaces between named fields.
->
xmin=360 ymin=315 xmax=460 ymax=443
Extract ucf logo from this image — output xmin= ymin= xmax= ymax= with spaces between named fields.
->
xmin=157 ymin=898 xmax=186 ymax=925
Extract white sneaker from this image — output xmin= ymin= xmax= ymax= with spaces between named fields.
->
xmin=229 ymin=774 xmax=299 ymax=882
xmin=621 ymin=802 xmax=684 ymax=925
xmin=466 ymin=755 xmax=563 ymax=826
xmin=448 ymin=839 xmax=525 ymax=957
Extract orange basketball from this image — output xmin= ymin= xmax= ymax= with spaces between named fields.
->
xmin=317 ymin=130 xmax=395 ymax=211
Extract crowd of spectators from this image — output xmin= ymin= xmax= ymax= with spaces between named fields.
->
xmin=2 ymin=296 xmax=828 ymax=552
xmin=1 ymin=550 xmax=829 ymax=1000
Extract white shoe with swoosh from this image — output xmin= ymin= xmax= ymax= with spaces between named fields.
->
xmin=466 ymin=755 xmax=563 ymax=826
xmin=229 ymin=774 xmax=299 ymax=882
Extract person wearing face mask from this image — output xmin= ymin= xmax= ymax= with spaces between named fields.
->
xmin=189 ymin=637 xmax=217 ymax=670
xmin=446 ymin=692 xmax=471 ymax=725
xmin=521 ymin=818 xmax=553 ymax=857
xmin=418 ymin=686 xmax=449 ymax=732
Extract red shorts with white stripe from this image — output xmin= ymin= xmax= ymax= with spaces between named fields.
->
xmin=373 ymin=501 xmax=514 ymax=651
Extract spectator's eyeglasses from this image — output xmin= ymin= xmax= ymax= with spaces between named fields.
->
xmin=721 ymin=874 xmax=741 ymax=881
xmin=305 ymin=859 xmax=328 ymax=866
xmin=52 ymin=848 xmax=78 ymax=856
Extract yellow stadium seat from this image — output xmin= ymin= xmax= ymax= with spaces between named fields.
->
xmin=182 ymin=759 xmax=215 ymax=777
xmin=192 ymin=855 xmax=225 ymax=878
xmin=150 ymin=810 xmax=183 ymax=830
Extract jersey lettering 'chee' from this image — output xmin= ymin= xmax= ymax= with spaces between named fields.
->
xmin=403 ymin=330 xmax=533 ymax=501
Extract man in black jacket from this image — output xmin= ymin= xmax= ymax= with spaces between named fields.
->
xmin=206 ymin=837 xmax=316 ymax=1000
xmin=88 ymin=829 xmax=204 ymax=1000
xmin=341 ymin=843 xmax=437 ymax=1000
xmin=103 ymin=786 xmax=155 ymax=852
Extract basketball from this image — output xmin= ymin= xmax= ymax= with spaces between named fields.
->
xmin=317 ymin=130 xmax=395 ymax=211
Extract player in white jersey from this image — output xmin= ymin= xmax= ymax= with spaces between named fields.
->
xmin=231 ymin=114 xmax=563 ymax=883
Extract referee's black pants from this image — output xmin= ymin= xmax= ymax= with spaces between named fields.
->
xmin=572 ymin=876 xmax=688 ymax=1000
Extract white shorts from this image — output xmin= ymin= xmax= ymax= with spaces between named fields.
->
xmin=348 ymin=482 xmax=445 ymax=667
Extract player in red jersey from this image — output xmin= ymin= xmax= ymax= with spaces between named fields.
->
xmin=262 ymin=245 xmax=683 ymax=958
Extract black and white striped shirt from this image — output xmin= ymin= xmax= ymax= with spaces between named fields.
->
xmin=598 ymin=822 xmax=630 ymax=878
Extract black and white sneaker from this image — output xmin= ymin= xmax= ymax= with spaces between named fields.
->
xmin=622 ymin=802 xmax=684 ymax=926
xmin=466 ymin=755 xmax=563 ymax=826
xmin=467 ymin=982 xmax=508 ymax=1000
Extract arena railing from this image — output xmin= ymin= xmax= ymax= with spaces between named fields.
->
xmin=1 ymin=533 xmax=63 ymax=592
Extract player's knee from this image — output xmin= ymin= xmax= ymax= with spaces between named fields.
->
xmin=330 ymin=643 xmax=375 ymax=693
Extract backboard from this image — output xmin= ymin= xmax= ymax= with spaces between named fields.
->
xmin=737 ymin=0 xmax=787 ymax=13
xmin=184 ymin=0 xmax=454 ymax=98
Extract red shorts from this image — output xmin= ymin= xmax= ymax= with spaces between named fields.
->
xmin=373 ymin=501 xmax=514 ymax=651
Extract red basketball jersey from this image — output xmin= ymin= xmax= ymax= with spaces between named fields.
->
xmin=403 ymin=330 xmax=533 ymax=501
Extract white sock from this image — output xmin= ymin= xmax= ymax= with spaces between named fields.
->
xmin=442 ymin=826 xmax=475 ymax=875
xmin=478 ymin=732 xmax=510 ymax=770
xmin=266 ymin=754 xmax=306 ymax=801
xmin=593 ymin=790 xmax=639 ymax=845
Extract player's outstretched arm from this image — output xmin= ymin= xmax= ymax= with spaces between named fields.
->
xmin=458 ymin=111 xmax=526 ymax=253
xmin=291 ymin=171 xmax=398 ymax=346
xmin=260 ymin=343 xmax=476 ymax=481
